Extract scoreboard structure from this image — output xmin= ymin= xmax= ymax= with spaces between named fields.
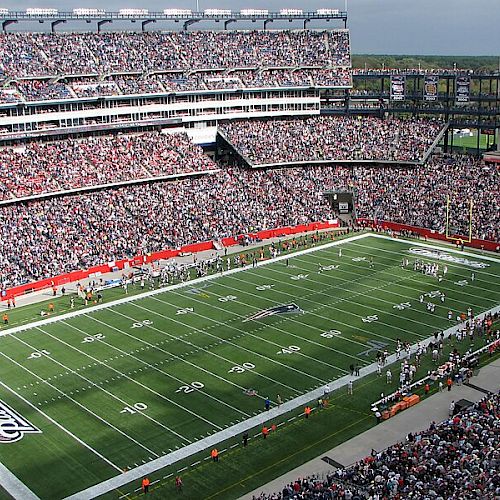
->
xmin=323 ymin=190 xmax=354 ymax=216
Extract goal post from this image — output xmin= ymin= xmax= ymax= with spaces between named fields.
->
xmin=445 ymin=195 xmax=473 ymax=243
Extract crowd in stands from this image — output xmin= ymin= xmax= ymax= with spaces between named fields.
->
xmin=0 ymin=30 xmax=350 ymax=78
xmin=349 ymin=155 xmax=499 ymax=242
xmin=3 ymin=67 xmax=352 ymax=102
xmin=220 ymin=116 xmax=444 ymax=164
xmin=0 ymin=30 xmax=352 ymax=102
xmin=0 ymin=131 xmax=216 ymax=199
xmin=0 ymin=152 xmax=498 ymax=287
xmin=255 ymin=391 xmax=500 ymax=499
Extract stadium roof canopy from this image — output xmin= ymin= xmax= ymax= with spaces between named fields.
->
xmin=0 ymin=8 xmax=348 ymax=32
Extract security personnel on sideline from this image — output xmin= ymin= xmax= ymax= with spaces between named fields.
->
xmin=262 ymin=426 xmax=269 ymax=439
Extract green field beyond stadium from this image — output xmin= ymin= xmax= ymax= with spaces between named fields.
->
xmin=0 ymin=233 xmax=499 ymax=499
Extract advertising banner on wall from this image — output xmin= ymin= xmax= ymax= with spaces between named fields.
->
xmin=390 ymin=75 xmax=406 ymax=100
xmin=456 ymin=76 xmax=471 ymax=102
xmin=423 ymin=75 xmax=439 ymax=101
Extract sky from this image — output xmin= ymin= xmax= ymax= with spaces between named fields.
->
xmin=1 ymin=0 xmax=499 ymax=55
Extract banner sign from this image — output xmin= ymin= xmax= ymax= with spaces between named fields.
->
xmin=456 ymin=76 xmax=471 ymax=102
xmin=423 ymin=75 xmax=439 ymax=101
xmin=390 ymin=75 xmax=406 ymax=101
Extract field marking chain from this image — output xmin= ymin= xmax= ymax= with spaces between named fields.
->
xmin=59 ymin=320 xmax=251 ymax=419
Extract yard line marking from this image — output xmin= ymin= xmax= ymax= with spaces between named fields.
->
xmin=215 ymin=275 xmax=382 ymax=349
xmin=213 ymin=275 xmax=419 ymax=349
xmin=150 ymin=293 xmax=345 ymax=374
xmin=368 ymin=234 xmax=500 ymax=270
xmin=110 ymin=307 xmax=308 ymax=394
xmin=309 ymin=244 xmax=497 ymax=307
xmin=64 ymin=299 xmax=494 ymax=500
xmin=85 ymin=314 xmax=274 ymax=403
xmin=248 ymin=266 xmax=434 ymax=337
xmin=290 ymin=255 xmax=461 ymax=315
xmin=0 ymin=351 xmax=158 ymax=461
xmin=60 ymin=320 xmax=250 ymax=419
xmin=1 ymin=232 xmax=373 ymax=340
xmin=255 ymin=265 xmax=441 ymax=330
xmin=12 ymin=331 xmax=184 ymax=448
xmin=236 ymin=269 xmax=428 ymax=338
xmin=331 ymin=240 xmax=499 ymax=298
xmin=128 ymin=301 xmax=327 ymax=387
xmin=37 ymin=326 xmax=221 ymax=434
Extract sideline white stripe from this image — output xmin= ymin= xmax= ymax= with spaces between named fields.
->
xmin=0 ymin=461 xmax=40 ymax=500
xmin=1 ymin=232 xmax=372 ymax=339
xmin=65 ymin=303 xmax=500 ymax=500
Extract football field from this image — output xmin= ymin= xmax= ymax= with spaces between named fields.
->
xmin=0 ymin=233 xmax=499 ymax=499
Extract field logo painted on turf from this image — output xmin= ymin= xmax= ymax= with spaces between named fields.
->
xmin=243 ymin=303 xmax=303 ymax=322
xmin=358 ymin=340 xmax=388 ymax=357
xmin=408 ymin=248 xmax=489 ymax=269
xmin=0 ymin=400 xmax=41 ymax=443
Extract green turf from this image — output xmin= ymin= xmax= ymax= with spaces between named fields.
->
xmin=440 ymin=130 xmax=495 ymax=151
xmin=0 ymin=233 xmax=498 ymax=499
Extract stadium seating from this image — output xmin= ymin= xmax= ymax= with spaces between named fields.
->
xmin=0 ymin=154 xmax=497 ymax=287
xmin=0 ymin=31 xmax=352 ymax=101
xmin=255 ymin=391 xmax=500 ymax=499
xmin=0 ymin=131 xmax=216 ymax=200
xmin=219 ymin=116 xmax=444 ymax=164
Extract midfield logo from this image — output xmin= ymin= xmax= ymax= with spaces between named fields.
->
xmin=408 ymin=248 xmax=489 ymax=269
xmin=243 ymin=303 xmax=303 ymax=322
xmin=0 ymin=400 xmax=41 ymax=444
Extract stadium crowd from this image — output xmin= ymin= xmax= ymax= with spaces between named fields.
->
xmin=254 ymin=391 xmax=500 ymax=499
xmin=0 ymin=31 xmax=350 ymax=78
xmin=0 ymin=30 xmax=352 ymax=101
xmin=5 ymin=67 xmax=353 ymax=102
xmin=0 ymin=153 xmax=498 ymax=287
xmin=219 ymin=116 xmax=444 ymax=164
xmin=0 ymin=131 xmax=216 ymax=199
